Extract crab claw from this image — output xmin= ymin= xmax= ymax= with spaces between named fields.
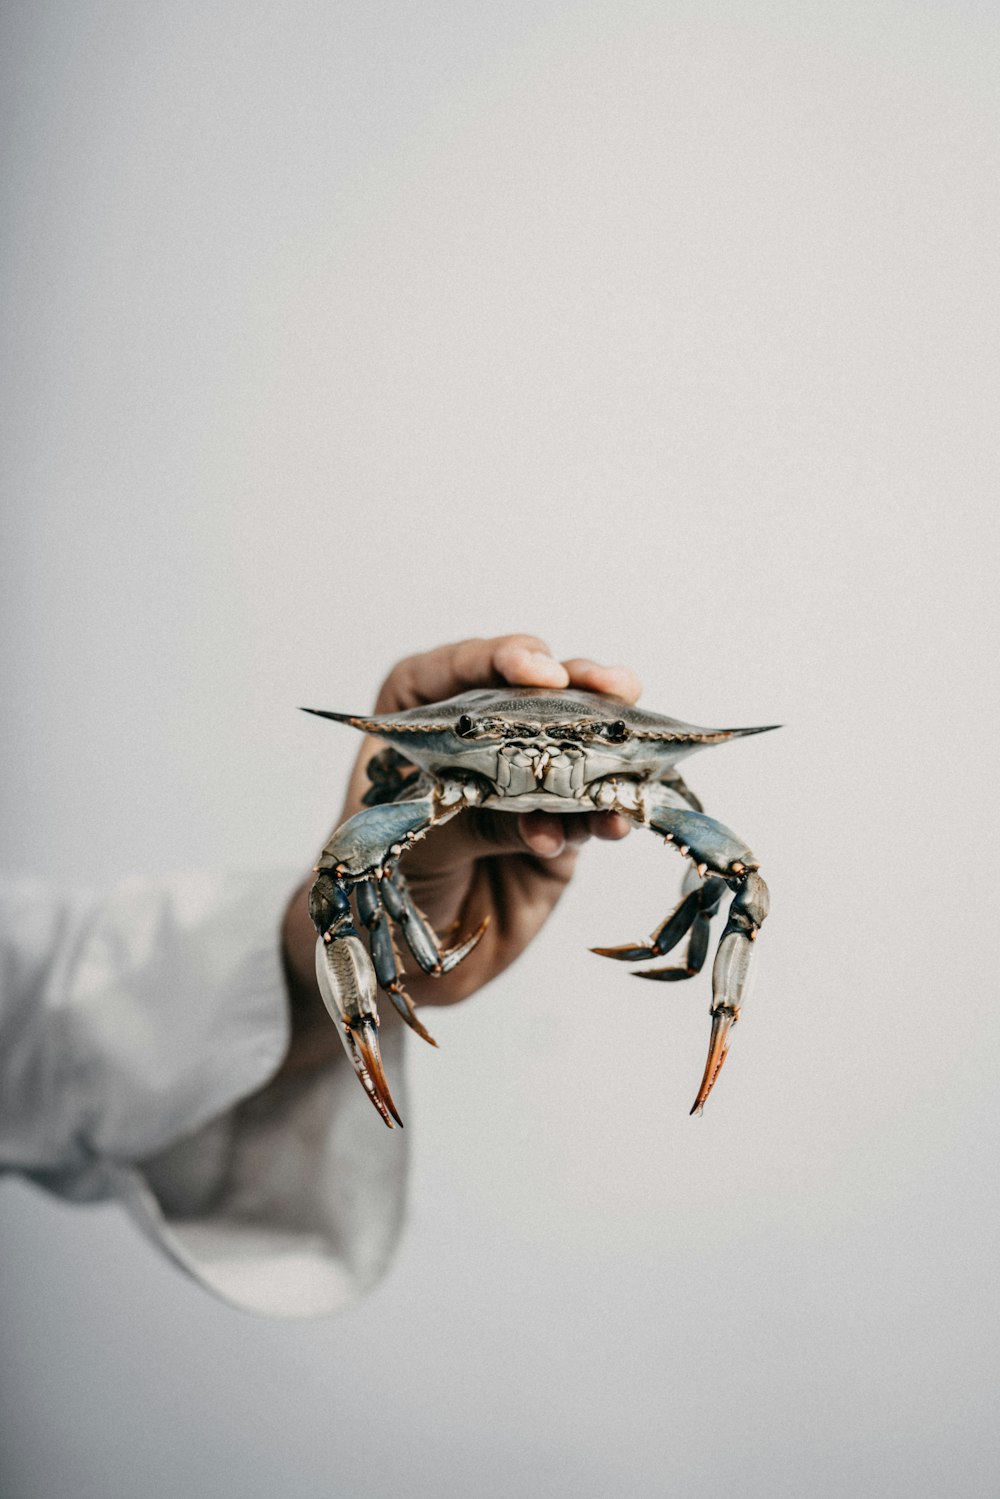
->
xmin=688 ymin=880 xmax=766 ymax=1114
xmin=689 ymin=1006 xmax=737 ymax=1115
xmin=314 ymin=934 xmax=403 ymax=1128
xmin=350 ymin=1017 xmax=404 ymax=1127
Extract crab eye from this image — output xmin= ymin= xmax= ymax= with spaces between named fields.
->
xmin=606 ymin=720 xmax=629 ymax=742
xmin=456 ymin=714 xmax=476 ymax=738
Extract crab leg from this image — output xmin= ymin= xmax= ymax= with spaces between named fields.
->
xmin=310 ymin=876 xmax=402 ymax=1127
xmin=381 ymin=870 xmax=488 ymax=977
xmin=354 ymin=875 xmax=438 ymax=1046
xmin=309 ymin=781 xmax=485 ymax=1126
xmin=592 ymin=869 xmax=727 ymax=976
xmin=637 ymin=860 xmax=727 ymax=979
xmin=592 ymin=798 xmax=769 ymax=1115
xmin=653 ymin=808 xmax=769 ymax=1114
xmin=695 ymin=870 xmax=768 ymax=1112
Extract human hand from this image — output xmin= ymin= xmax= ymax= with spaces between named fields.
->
xmin=281 ymin=634 xmax=642 ymax=1074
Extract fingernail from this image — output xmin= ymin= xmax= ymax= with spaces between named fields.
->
xmin=529 ymin=831 xmax=566 ymax=858
xmin=528 ymin=652 xmax=569 ymax=680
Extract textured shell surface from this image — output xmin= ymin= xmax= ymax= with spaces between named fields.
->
xmin=338 ymin=686 xmax=736 ymax=737
xmin=304 ymin=688 xmax=775 ymax=813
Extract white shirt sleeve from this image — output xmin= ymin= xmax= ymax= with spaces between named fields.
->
xmin=0 ymin=872 xmax=408 ymax=1317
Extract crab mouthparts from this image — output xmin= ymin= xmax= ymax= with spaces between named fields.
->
xmin=524 ymin=744 xmax=560 ymax=777
xmin=495 ymin=740 xmax=586 ymax=797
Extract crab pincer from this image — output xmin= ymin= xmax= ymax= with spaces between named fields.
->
xmin=688 ymin=870 xmax=769 ymax=1113
xmin=314 ymin=924 xmax=403 ymax=1127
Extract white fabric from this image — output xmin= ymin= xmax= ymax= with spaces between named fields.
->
xmin=0 ymin=873 xmax=408 ymax=1317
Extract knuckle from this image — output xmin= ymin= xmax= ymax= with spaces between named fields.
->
xmin=382 ymin=652 xmax=415 ymax=686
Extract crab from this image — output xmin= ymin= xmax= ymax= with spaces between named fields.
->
xmin=304 ymin=687 xmax=774 ymax=1127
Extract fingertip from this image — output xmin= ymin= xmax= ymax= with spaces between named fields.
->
xmin=563 ymin=818 xmax=592 ymax=849
xmin=495 ymin=643 xmax=570 ymax=689
xmin=603 ymin=666 xmax=643 ymax=704
xmin=561 ymin=658 xmax=643 ymax=703
xmin=517 ymin=811 xmax=568 ymax=858
xmin=524 ymin=829 xmax=568 ymax=858
xmin=589 ymin=811 xmax=632 ymax=841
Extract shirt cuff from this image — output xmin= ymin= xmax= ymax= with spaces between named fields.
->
xmin=121 ymin=1022 xmax=408 ymax=1318
xmin=24 ymin=868 xmax=408 ymax=1317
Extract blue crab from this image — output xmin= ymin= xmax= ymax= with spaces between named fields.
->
xmin=304 ymin=687 xmax=774 ymax=1127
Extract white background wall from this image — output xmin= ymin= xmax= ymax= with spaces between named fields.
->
xmin=2 ymin=2 xmax=998 ymax=1495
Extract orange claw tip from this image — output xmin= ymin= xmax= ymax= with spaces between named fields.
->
xmin=387 ymin=984 xmax=439 ymax=1047
xmin=370 ymin=1081 xmax=404 ymax=1129
xmin=440 ymin=914 xmax=491 ymax=973
xmin=360 ymin=1071 xmax=403 ymax=1128
xmin=408 ymin=1016 xmax=439 ymax=1048
xmin=359 ymin=1080 xmax=397 ymax=1128
xmin=689 ymin=1009 xmax=736 ymax=1115
xmin=354 ymin=1021 xmax=405 ymax=1128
